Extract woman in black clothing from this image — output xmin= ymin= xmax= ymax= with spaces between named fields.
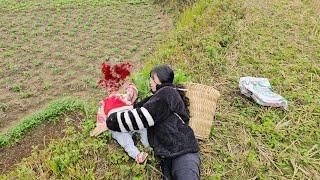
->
xmin=106 ymin=65 xmax=200 ymax=180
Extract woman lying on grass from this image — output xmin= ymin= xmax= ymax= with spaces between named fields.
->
xmin=105 ymin=65 xmax=200 ymax=180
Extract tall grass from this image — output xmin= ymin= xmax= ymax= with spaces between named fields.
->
xmin=143 ymin=0 xmax=320 ymax=178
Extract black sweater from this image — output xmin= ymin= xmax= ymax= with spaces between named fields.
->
xmin=106 ymin=85 xmax=199 ymax=158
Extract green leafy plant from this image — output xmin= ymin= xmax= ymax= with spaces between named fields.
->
xmin=11 ymin=84 xmax=22 ymax=92
xmin=0 ymin=103 xmax=8 ymax=112
xmin=20 ymin=92 xmax=32 ymax=98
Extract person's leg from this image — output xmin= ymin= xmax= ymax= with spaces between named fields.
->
xmin=111 ymin=131 xmax=140 ymax=159
xmin=138 ymin=128 xmax=150 ymax=148
xmin=171 ymin=153 xmax=201 ymax=180
xmin=160 ymin=158 xmax=173 ymax=180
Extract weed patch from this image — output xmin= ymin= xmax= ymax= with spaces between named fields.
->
xmin=0 ymin=98 xmax=86 ymax=148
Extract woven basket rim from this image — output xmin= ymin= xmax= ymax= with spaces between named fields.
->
xmin=184 ymin=83 xmax=221 ymax=97
xmin=183 ymin=82 xmax=220 ymax=139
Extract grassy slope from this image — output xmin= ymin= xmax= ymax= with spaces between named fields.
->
xmin=1 ymin=100 xmax=163 ymax=179
xmin=1 ymin=0 xmax=320 ymax=179
xmin=0 ymin=98 xmax=86 ymax=148
xmin=148 ymin=0 xmax=320 ymax=178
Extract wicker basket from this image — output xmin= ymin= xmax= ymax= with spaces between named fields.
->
xmin=184 ymin=83 xmax=220 ymax=139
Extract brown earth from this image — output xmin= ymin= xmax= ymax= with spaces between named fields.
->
xmin=0 ymin=113 xmax=83 ymax=174
xmin=0 ymin=1 xmax=172 ymax=175
xmin=0 ymin=2 xmax=172 ymax=133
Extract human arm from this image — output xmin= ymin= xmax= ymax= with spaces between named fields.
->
xmin=106 ymin=87 xmax=176 ymax=132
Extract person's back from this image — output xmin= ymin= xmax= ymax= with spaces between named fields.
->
xmin=143 ymin=85 xmax=199 ymax=158
xmin=105 ymin=65 xmax=201 ymax=179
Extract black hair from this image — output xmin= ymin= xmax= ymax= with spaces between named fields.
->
xmin=150 ymin=65 xmax=190 ymax=124
xmin=150 ymin=65 xmax=174 ymax=84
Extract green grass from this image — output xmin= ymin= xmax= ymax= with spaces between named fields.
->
xmin=146 ymin=0 xmax=320 ymax=178
xmin=0 ymin=98 xmax=162 ymax=179
xmin=0 ymin=0 xmax=112 ymax=11
xmin=131 ymin=64 xmax=191 ymax=99
xmin=0 ymin=98 xmax=86 ymax=148
xmin=1 ymin=0 xmax=319 ymax=179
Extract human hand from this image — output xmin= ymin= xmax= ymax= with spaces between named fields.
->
xmin=123 ymin=82 xmax=138 ymax=103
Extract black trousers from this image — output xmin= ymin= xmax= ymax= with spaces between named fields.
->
xmin=160 ymin=153 xmax=200 ymax=180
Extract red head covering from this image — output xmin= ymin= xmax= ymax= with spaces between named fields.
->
xmin=98 ymin=61 xmax=133 ymax=91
